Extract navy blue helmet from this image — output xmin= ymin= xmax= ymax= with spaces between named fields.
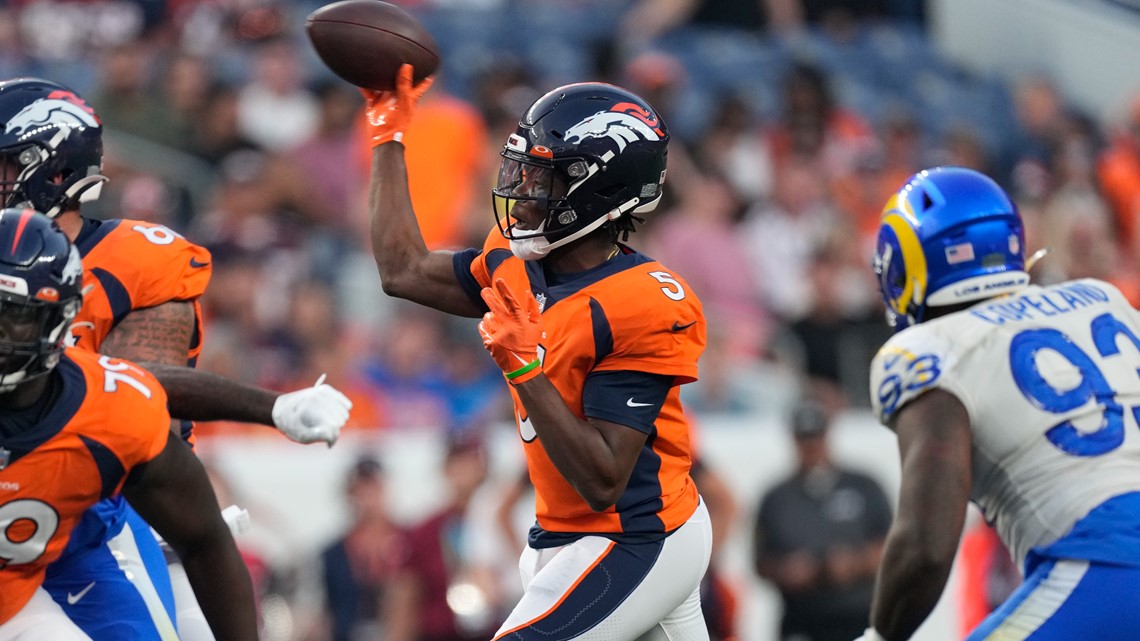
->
xmin=492 ymin=82 xmax=669 ymax=260
xmin=0 ymin=78 xmax=106 ymax=218
xmin=0 ymin=208 xmax=83 ymax=390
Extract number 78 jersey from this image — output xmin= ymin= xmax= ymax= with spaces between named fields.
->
xmin=871 ymin=278 xmax=1140 ymax=569
xmin=0 ymin=348 xmax=169 ymax=624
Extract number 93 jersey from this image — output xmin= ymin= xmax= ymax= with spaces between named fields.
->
xmin=871 ymin=278 xmax=1140 ymax=569
xmin=456 ymin=229 xmax=705 ymax=547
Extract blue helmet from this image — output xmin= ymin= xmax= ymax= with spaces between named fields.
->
xmin=0 ymin=78 xmax=106 ymax=218
xmin=872 ymin=167 xmax=1028 ymax=331
xmin=0 ymin=208 xmax=83 ymax=391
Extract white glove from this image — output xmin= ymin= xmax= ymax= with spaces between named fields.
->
xmin=271 ymin=374 xmax=352 ymax=446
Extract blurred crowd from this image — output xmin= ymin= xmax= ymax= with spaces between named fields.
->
xmin=7 ymin=0 xmax=1140 ymax=639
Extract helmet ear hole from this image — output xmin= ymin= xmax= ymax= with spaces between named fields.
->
xmin=596 ymin=184 xmax=624 ymax=199
xmin=922 ymin=191 xmax=935 ymax=211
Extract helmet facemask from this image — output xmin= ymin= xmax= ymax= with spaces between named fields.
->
xmin=493 ymin=150 xmax=613 ymax=260
xmin=0 ymin=294 xmax=79 ymax=392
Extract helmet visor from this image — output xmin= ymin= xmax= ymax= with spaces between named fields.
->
xmin=492 ymin=156 xmax=570 ymax=241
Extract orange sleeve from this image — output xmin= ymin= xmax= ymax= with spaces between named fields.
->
xmin=110 ymin=222 xmax=212 ymax=308
xmin=469 ymin=227 xmax=523 ymax=290
xmin=593 ymin=267 xmax=706 ymax=384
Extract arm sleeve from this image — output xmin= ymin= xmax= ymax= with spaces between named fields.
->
xmin=581 ymin=370 xmax=674 ymax=433
xmin=869 ymin=326 xmax=959 ymax=425
xmin=119 ymin=224 xmax=212 ymax=308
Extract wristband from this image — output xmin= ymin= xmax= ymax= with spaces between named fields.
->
xmin=505 ymin=358 xmax=541 ymax=381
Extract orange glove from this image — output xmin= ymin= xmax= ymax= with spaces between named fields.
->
xmin=361 ymin=63 xmax=435 ymax=147
xmin=479 ymin=278 xmax=544 ymax=384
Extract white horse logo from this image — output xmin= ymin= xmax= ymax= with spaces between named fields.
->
xmin=5 ymin=97 xmax=99 ymax=137
xmin=61 ymin=246 xmax=84 ymax=285
xmin=563 ymin=110 xmax=661 ymax=153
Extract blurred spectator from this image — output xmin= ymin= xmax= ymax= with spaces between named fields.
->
xmin=357 ymin=310 xmax=455 ymax=430
xmin=91 ymin=39 xmax=182 ymax=146
xmin=385 ymin=433 xmax=497 ymax=641
xmin=752 ymin=401 xmax=892 ymax=641
xmin=237 ymin=37 xmax=319 ymax=152
xmin=831 ymin=108 xmax=924 ymax=241
xmin=647 ymin=172 xmax=771 ymax=357
xmin=157 ymin=52 xmax=216 ymax=154
xmin=769 ymin=62 xmax=874 ymax=180
xmin=1004 ymin=76 xmax=1069 ymax=188
xmin=1098 ymin=96 xmax=1140 ymax=251
xmin=932 ymin=124 xmax=991 ymax=174
xmin=192 ymin=83 xmax=260 ymax=164
xmin=619 ymin=0 xmax=797 ymax=44
xmin=741 ymin=154 xmax=840 ymax=320
xmin=1035 ymin=187 xmax=1140 ymax=304
xmin=692 ymin=92 xmax=775 ymax=207
xmin=294 ymin=81 xmax=367 ymax=236
xmin=321 ymin=457 xmax=405 ymax=641
xmin=780 ymin=234 xmax=886 ymax=408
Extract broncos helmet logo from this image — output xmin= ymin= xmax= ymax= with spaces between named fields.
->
xmin=563 ymin=105 xmax=662 ymax=154
xmin=61 ymin=245 xmax=83 ymax=286
xmin=5 ymin=92 xmax=100 ymax=137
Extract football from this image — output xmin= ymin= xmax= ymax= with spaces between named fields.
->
xmin=305 ymin=0 xmax=440 ymax=91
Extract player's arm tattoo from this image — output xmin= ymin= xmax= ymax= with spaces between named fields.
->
xmin=101 ymin=301 xmax=279 ymax=425
xmin=100 ymin=301 xmax=196 ymax=366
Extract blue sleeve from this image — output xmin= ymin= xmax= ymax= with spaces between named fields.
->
xmin=582 ymin=370 xmax=673 ymax=433
xmin=452 ymin=248 xmax=489 ymax=312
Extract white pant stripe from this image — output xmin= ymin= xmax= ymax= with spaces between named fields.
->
xmin=983 ymin=560 xmax=1089 ymax=641
xmin=108 ymin=522 xmax=180 ymax=641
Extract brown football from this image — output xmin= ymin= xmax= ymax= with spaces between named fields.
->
xmin=305 ymin=0 xmax=440 ymax=90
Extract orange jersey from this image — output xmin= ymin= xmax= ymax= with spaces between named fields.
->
xmin=457 ymin=230 xmax=705 ymax=545
xmin=70 ymin=218 xmax=211 ymax=366
xmin=0 ymin=348 xmax=170 ymax=623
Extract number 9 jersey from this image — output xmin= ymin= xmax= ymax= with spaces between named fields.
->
xmin=456 ymin=229 xmax=705 ymax=547
xmin=870 ymin=278 xmax=1140 ymax=571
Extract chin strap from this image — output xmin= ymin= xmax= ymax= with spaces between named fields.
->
xmin=1026 ymin=246 xmax=1051 ymax=272
xmin=45 ymin=174 xmax=107 ymax=218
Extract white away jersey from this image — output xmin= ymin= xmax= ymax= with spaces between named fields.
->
xmin=870 ymin=278 xmax=1140 ymax=567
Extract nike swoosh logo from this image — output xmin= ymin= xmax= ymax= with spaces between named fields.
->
xmin=189 ymin=257 xmax=210 ymax=268
xmin=67 ymin=581 xmax=96 ymax=605
xmin=671 ymin=321 xmax=696 ymax=332
xmin=70 ymin=321 xmax=95 ymax=331
xmin=627 ymin=398 xmax=653 ymax=407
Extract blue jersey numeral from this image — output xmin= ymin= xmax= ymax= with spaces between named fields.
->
xmin=1010 ymin=312 xmax=1140 ymax=456
xmin=878 ymin=353 xmax=942 ymax=417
